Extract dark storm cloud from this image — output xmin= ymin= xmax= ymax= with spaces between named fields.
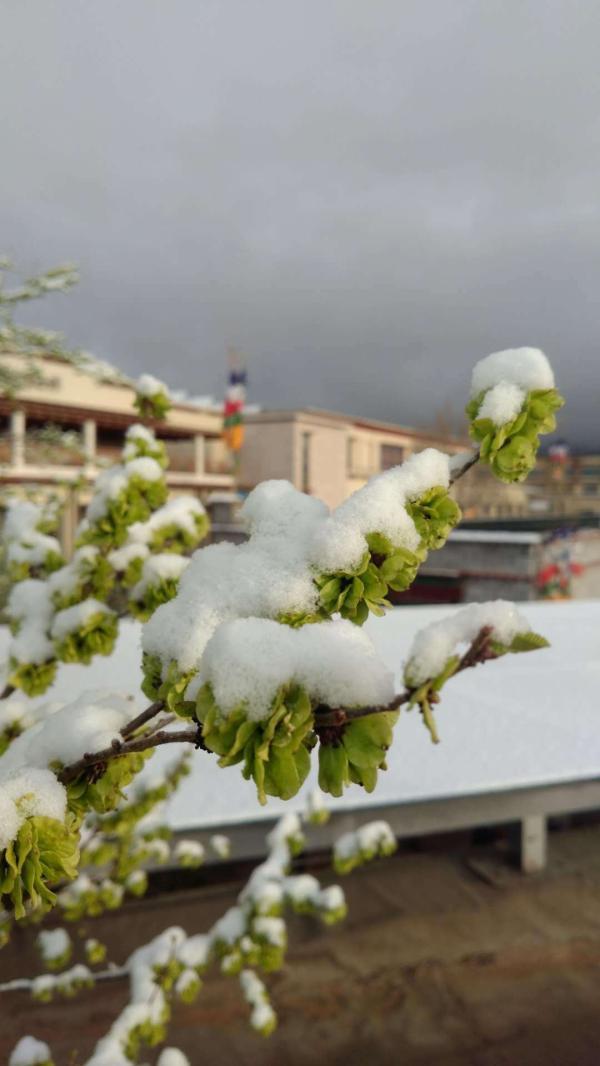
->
xmin=1 ymin=0 xmax=599 ymax=446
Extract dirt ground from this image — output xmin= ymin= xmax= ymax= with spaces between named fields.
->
xmin=3 ymin=823 xmax=600 ymax=1065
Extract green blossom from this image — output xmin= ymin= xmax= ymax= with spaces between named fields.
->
xmin=467 ymin=387 xmax=565 ymax=483
xmin=197 ymin=684 xmax=314 ymax=805
xmin=0 ymin=815 xmax=80 ymax=919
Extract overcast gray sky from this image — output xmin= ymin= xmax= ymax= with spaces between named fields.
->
xmin=1 ymin=1 xmax=598 ymax=446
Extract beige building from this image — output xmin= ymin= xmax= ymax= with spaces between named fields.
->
xmin=238 ymin=407 xmax=530 ymax=517
xmin=0 ymin=352 xmax=234 ymax=498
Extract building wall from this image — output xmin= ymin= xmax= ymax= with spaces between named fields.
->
xmin=0 ymin=353 xmax=223 ymax=436
xmin=240 ymin=408 xmax=467 ymax=511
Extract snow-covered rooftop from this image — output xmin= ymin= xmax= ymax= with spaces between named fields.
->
xmin=1 ymin=600 xmax=598 ymax=829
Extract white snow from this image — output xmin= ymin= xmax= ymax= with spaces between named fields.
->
xmin=51 ymin=599 xmax=114 ymax=641
xmin=86 ymin=457 xmax=163 ymax=523
xmin=334 ymin=820 xmax=396 ymax=862
xmin=470 ymin=347 xmax=555 ymax=397
xmin=37 ymin=927 xmax=71 ymax=961
xmin=174 ymin=839 xmax=205 ymax=863
xmin=9 ymin=1035 xmax=52 ymax=1066
xmin=404 ymin=600 xmax=531 ymax=686
xmin=157 ymin=1050 xmax=190 ymax=1066
xmin=128 ymin=496 xmax=206 ymax=545
xmin=0 ymin=691 xmax=137 ymax=775
xmin=136 ymin=372 xmax=170 ymax=399
xmin=0 ymin=767 xmax=67 ymax=848
xmin=239 ymin=969 xmax=276 ymax=1033
xmin=4 ymin=501 xmax=43 ymax=542
xmin=131 ymin=554 xmax=188 ymax=599
xmin=197 ymin=617 xmax=394 ymax=720
xmin=476 ymin=382 xmax=526 ymax=425
xmin=308 ymin=449 xmax=451 ymax=572
xmin=7 ymin=581 xmax=55 ymax=667
xmin=107 ymin=542 xmax=150 ymax=571
xmin=7 ymin=532 xmax=61 ymax=568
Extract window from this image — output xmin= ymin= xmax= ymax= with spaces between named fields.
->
xmin=380 ymin=443 xmax=405 ymax=471
xmin=301 ymin=431 xmax=311 ymax=493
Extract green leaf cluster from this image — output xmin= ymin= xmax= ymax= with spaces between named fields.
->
xmin=66 ymin=750 xmax=153 ymax=820
xmin=489 ymin=630 xmax=550 ymax=656
xmin=133 ymin=390 xmax=171 ymax=421
xmin=8 ymin=548 xmax=64 ymax=584
xmin=147 ymin=512 xmax=210 ymax=554
xmin=141 ymin=653 xmax=196 ymax=716
xmin=318 ymin=711 xmax=398 ymax=797
xmin=51 ymin=554 xmax=115 ymax=610
xmin=405 ymin=485 xmax=462 ymax=550
xmin=8 ymin=657 xmax=57 ymax=697
xmin=78 ymin=475 xmax=168 ymax=550
xmin=54 ymin=609 xmax=118 ymax=664
xmin=467 ymin=387 xmax=565 ymax=482
xmin=197 ymin=684 xmax=314 ymax=805
xmin=333 ymin=831 xmax=397 ymax=876
xmin=0 ymin=815 xmax=80 ymax=919
xmin=129 ymin=576 xmax=183 ymax=621
xmin=126 ymin=434 xmax=168 ymax=467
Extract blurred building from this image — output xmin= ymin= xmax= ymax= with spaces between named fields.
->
xmin=238 ymin=408 xmax=600 ymax=523
xmin=237 ymin=407 xmax=527 ymax=517
xmin=0 ymin=352 xmax=235 ymax=497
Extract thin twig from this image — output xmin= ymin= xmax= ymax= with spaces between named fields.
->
xmin=120 ymin=699 xmax=165 ymax=738
xmin=314 ymin=626 xmax=498 ymax=728
xmin=58 ymin=728 xmax=199 ymax=785
xmin=0 ymin=683 xmax=16 ymax=701
xmin=449 ymin=447 xmax=480 ymax=485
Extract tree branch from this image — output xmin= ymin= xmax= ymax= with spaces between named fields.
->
xmin=314 ymin=626 xmax=497 ymax=728
xmin=58 ymin=727 xmax=200 ymax=785
xmin=120 ymin=699 xmax=165 ymax=738
xmin=449 ymin=447 xmax=480 ymax=485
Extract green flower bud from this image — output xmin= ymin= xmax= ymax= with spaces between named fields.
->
xmin=197 ymin=684 xmax=314 ymax=805
xmin=468 ymin=387 xmax=564 ymax=483
xmin=0 ymin=815 xmax=80 ymax=919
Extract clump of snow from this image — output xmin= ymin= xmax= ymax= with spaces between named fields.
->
xmin=197 ymin=618 xmax=394 ymax=721
xmin=0 ymin=789 xmax=21 ymax=849
xmin=4 ymin=501 xmax=42 ymax=542
xmin=210 ymin=833 xmax=231 ymax=859
xmin=86 ymin=457 xmax=163 ymax=523
xmin=9 ymin=1035 xmax=52 ymax=1066
xmin=174 ymin=839 xmax=205 ymax=863
xmin=334 ymin=820 xmax=396 ymax=863
xmin=0 ymin=767 xmax=67 ymax=849
xmin=124 ymin=456 xmax=163 ymax=483
xmin=131 ymin=554 xmax=188 ymax=598
xmin=470 ymin=347 xmax=555 ymax=397
xmin=51 ymin=599 xmax=114 ymax=641
xmin=0 ymin=691 xmax=138 ymax=775
xmin=37 ymin=927 xmax=71 ymax=961
xmin=143 ymin=488 xmax=323 ymax=674
xmin=405 ymin=600 xmax=531 ymax=686
xmin=239 ymin=969 xmax=276 ymax=1033
xmin=7 ymin=581 xmax=55 ymax=666
xmin=47 ymin=546 xmax=100 ymax=600
xmin=143 ymin=456 xmax=457 ymax=679
xmin=308 ymin=449 xmax=451 ymax=572
xmin=128 ymin=495 xmax=206 ymax=545
xmin=107 ymin=542 xmax=149 ymax=571
xmin=0 ymin=695 xmax=32 ymax=733
xmin=7 ymin=531 xmax=61 ymax=568
xmin=126 ymin=423 xmax=156 ymax=444
xmin=477 ymin=382 xmax=526 ymax=426
xmin=136 ymin=372 xmax=170 ymax=399
xmin=157 ymin=1050 xmax=190 ymax=1066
